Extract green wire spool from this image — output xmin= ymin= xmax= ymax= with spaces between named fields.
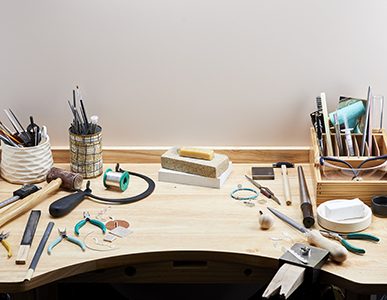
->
xmin=103 ymin=168 xmax=130 ymax=192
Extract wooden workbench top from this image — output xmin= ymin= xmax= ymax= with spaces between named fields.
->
xmin=0 ymin=148 xmax=386 ymax=295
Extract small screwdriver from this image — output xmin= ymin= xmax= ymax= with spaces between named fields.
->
xmin=245 ymin=175 xmax=281 ymax=205
xmin=0 ymin=184 xmax=41 ymax=210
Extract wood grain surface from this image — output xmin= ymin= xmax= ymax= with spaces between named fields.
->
xmin=0 ymin=150 xmax=385 ymax=295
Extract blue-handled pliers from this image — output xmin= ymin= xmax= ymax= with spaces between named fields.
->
xmin=48 ymin=228 xmax=86 ymax=254
xmin=320 ymin=230 xmax=379 ymax=254
xmin=74 ymin=211 xmax=106 ymax=236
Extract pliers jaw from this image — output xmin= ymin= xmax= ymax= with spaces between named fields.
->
xmin=83 ymin=211 xmax=91 ymax=221
xmin=58 ymin=228 xmax=68 ymax=239
xmin=319 ymin=230 xmax=342 ymax=241
xmin=0 ymin=231 xmax=12 ymax=258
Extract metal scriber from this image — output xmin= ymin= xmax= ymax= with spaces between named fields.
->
xmin=75 ymin=211 xmax=106 ymax=235
xmin=319 ymin=230 xmax=379 ymax=254
xmin=47 ymin=229 xmax=85 ymax=254
xmin=245 ymin=175 xmax=281 ymax=205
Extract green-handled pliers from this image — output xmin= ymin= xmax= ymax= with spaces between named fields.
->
xmin=74 ymin=211 xmax=106 ymax=236
xmin=48 ymin=229 xmax=85 ymax=254
xmin=320 ymin=230 xmax=379 ymax=254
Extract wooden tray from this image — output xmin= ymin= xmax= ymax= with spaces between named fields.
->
xmin=310 ymin=127 xmax=387 ymax=206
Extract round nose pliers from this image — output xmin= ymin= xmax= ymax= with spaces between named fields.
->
xmin=74 ymin=211 xmax=106 ymax=236
xmin=47 ymin=228 xmax=86 ymax=254
xmin=0 ymin=231 xmax=12 ymax=258
xmin=320 ymin=230 xmax=379 ymax=254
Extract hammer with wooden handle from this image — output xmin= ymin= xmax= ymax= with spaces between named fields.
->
xmin=0 ymin=168 xmax=82 ymax=228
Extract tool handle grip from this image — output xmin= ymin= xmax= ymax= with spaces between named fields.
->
xmin=47 ymin=237 xmax=62 ymax=255
xmin=307 ymin=230 xmax=348 ymax=263
xmin=347 ymin=233 xmax=380 ymax=242
xmin=67 ymin=236 xmax=86 ymax=251
xmin=89 ymin=219 xmax=107 ymax=233
xmin=260 ymin=188 xmax=271 ymax=198
xmin=281 ymin=165 xmax=291 ymax=205
xmin=1 ymin=240 xmax=12 ymax=258
xmin=49 ymin=191 xmax=85 ymax=218
xmin=340 ymin=239 xmax=365 ymax=254
xmin=74 ymin=220 xmax=86 ymax=236
xmin=0 ymin=178 xmax=62 ymax=228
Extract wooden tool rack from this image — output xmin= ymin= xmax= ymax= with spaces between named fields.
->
xmin=310 ymin=127 xmax=387 ymax=206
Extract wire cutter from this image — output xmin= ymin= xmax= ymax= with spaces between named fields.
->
xmin=47 ymin=229 xmax=86 ymax=254
xmin=0 ymin=231 xmax=12 ymax=258
xmin=320 ymin=230 xmax=379 ymax=254
xmin=74 ymin=211 xmax=106 ymax=236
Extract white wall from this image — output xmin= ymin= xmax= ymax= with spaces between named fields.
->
xmin=1 ymin=0 xmax=386 ymax=147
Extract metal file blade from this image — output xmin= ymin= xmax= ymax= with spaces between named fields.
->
xmin=267 ymin=207 xmax=309 ymax=234
xmin=16 ymin=210 xmax=41 ymax=264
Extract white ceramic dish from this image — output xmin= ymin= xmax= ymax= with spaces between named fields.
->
xmin=317 ymin=199 xmax=372 ymax=233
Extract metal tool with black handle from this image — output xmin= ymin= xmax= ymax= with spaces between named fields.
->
xmin=49 ymin=185 xmax=90 ymax=218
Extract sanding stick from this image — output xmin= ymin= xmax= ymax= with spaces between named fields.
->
xmin=16 ymin=210 xmax=41 ymax=265
xmin=321 ymin=92 xmax=333 ymax=156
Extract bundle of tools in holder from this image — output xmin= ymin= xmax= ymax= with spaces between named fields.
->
xmin=0 ymin=109 xmax=43 ymax=147
xmin=68 ymin=86 xmax=99 ymax=136
xmin=311 ymin=87 xmax=383 ymax=157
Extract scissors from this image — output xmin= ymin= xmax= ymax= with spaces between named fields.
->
xmin=320 ymin=230 xmax=379 ymax=254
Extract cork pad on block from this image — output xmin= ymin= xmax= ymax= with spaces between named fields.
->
xmin=161 ymin=147 xmax=229 ymax=178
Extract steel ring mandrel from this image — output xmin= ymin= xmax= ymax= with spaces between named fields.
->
xmin=103 ymin=168 xmax=130 ymax=192
xmin=75 ymin=211 xmax=106 ymax=235
xmin=47 ymin=229 xmax=86 ymax=254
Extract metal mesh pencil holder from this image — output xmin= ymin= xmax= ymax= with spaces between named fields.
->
xmin=69 ymin=125 xmax=103 ymax=178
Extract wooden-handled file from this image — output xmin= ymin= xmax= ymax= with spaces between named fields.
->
xmin=15 ymin=210 xmax=41 ymax=264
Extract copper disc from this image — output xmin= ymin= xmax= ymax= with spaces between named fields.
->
xmin=105 ymin=220 xmax=130 ymax=230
